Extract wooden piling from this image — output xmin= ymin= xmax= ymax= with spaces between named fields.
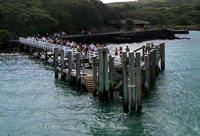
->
xmin=129 ymin=52 xmax=136 ymax=112
xmin=144 ymin=54 xmax=150 ymax=94
xmin=122 ymin=52 xmax=128 ymax=112
xmin=103 ymin=48 xmax=110 ymax=100
xmin=136 ymin=52 xmax=142 ymax=112
xmin=45 ymin=47 xmax=48 ymax=63
xmin=54 ymin=47 xmax=59 ymax=79
xmin=68 ymin=51 xmax=72 ymax=82
xmin=76 ymin=53 xmax=81 ymax=85
xmin=109 ymin=56 xmax=114 ymax=98
xmin=155 ymin=45 xmax=160 ymax=75
xmin=61 ymin=49 xmax=66 ymax=81
xmin=92 ymin=56 xmax=97 ymax=95
xmin=160 ymin=43 xmax=165 ymax=71
xmin=152 ymin=49 xmax=156 ymax=84
xmin=98 ymin=48 xmax=104 ymax=95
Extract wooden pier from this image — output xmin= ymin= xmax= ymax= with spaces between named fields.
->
xmin=18 ymin=37 xmax=165 ymax=113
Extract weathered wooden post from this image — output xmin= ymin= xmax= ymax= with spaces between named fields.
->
xmin=45 ymin=46 xmax=48 ymax=63
xmin=61 ymin=49 xmax=66 ymax=81
xmin=142 ymin=45 xmax=145 ymax=61
xmin=152 ymin=49 xmax=156 ymax=84
xmin=76 ymin=53 xmax=81 ymax=86
xmin=149 ymin=50 xmax=154 ymax=85
xmin=160 ymin=43 xmax=165 ymax=71
xmin=109 ymin=56 xmax=114 ymax=98
xmin=136 ymin=52 xmax=142 ymax=112
xmin=155 ymin=45 xmax=160 ymax=75
xmin=98 ymin=48 xmax=104 ymax=96
xmin=92 ymin=56 xmax=97 ymax=95
xmin=122 ymin=52 xmax=128 ymax=112
xmin=68 ymin=51 xmax=72 ymax=83
xmin=129 ymin=52 xmax=136 ymax=112
xmin=103 ymin=48 xmax=110 ymax=101
xmin=54 ymin=47 xmax=59 ymax=79
xmin=120 ymin=47 xmax=122 ymax=57
xmin=144 ymin=54 xmax=151 ymax=94
xmin=37 ymin=48 xmax=40 ymax=59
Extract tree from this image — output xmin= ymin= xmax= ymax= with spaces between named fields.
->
xmin=125 ymin=18 xmax=135 ymax=31
xmin=0 ymin=29 xmax=10 ymax=42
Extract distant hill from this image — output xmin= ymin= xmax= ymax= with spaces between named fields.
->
xmin=0 ymin=0 xmax=120 ymax=36
xmin=108 ymin=0 xmax=200 ymax=27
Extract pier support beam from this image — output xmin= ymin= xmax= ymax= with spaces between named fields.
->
xmin=92 ymin=56 xmax=97 ymax=95
xmin=160 ymin=43 xmax=165 ymax=71
xmin=76 ymin=53 xmax=81 ymax=86
xmin=109 ymin=56 xmax=114 ymax=98
xmin=98 ymin=48 xmax=104 ymax=95
xmin=122 ymin=52 xmax=128 ymax=113
xmin=129 ymin=52 xmax=136 ymax=113
xmin=144 ymin=54 xmax=150 ymax=94
xmin=61 ymin=49 xmax=66 ymax=81
xmin=136 ymin=52 xmax=142 ymax=112
xmin=54 ymin=47 xmax=59 ymax=79
xmin=103 ymin=48 xmax=110 ymax=101
xmin=68 ymin=51 xmax=72 ymax=83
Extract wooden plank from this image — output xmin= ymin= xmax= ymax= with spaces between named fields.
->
xmin=68 ymin=51 xmax=72 ymax=82
xmin=144 ymin=53 xmax=150 ymax=94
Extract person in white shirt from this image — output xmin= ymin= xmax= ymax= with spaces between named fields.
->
xmin=90 ymin=43 xmax=95 ymax=51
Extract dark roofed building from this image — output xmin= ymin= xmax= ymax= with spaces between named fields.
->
xmin=120 ymin=19 xmax=149 ymax=30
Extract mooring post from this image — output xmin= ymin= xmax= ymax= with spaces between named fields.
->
xmin=103 ymin=48 xmax=110 ymax=100
xmin=92 ymin=56 xmax=97 ymax=95
xmin=142 ymin=45 xmax=145 ymax=61
xmin=120 ymin=47 xmax=122 ymax=57
xmin=109 ymin=55 xmax=114 ymax=98
xmin=45 ymin=45 xmax=48 ymax=63
xmin=68 ymin=51 xmax=72 ymax=83
xmin=37 ymin=47 xmax=40 ymax=59
xmin=76 ymin=53 xmax=81 ymax=86
xmin=152 ymin=49 xmax=156 ymax=84
xmin=61 ymin=49 xmax=66 ymax=81
xmin=136 ymin=52 xmax=142 ymax=112
xmin=98 ymin=48 xmax=104 ymax=96
xmin=129 ymin=52 xmax=136 ymax=112
xmin=149 ymin=50 xmax=154 ymax=86
xmin=122 ymin=52 xmax=128 ymax=112
xmin=54 ymin=47 xmax=59 ymax=79
xmin=144 ymin=54 xmax=151 ymax=94
xmin=160 ymin=43 xmax=165 ymax=71
xmin=155 ymin=45 xmax=160 ymax=75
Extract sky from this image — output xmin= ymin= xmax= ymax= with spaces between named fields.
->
xmin=101 ymin=0 xmax=136 ymax=3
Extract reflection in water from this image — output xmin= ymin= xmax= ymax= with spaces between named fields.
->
xmin=0 ymin=31 xmax=200 ymax=135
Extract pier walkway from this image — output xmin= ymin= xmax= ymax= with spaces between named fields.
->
xmin=18 ymin=37 xmax=165 ymax=113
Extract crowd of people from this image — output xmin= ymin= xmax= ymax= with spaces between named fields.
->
xmin=29 ymin=33 xmax=131 ymax=57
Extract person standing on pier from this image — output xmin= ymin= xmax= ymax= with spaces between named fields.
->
xmin=126 ymin=46 xmax=130 ymax=52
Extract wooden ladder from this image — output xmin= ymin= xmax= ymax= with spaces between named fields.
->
xmin=83 ymin=76 xmax=94 ymax=93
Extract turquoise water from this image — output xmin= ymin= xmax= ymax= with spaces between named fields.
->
xmin=0 ymin=31 xmax=200 ymax=136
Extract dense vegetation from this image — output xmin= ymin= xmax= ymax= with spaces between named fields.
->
xmin=0 ymin=0 xmax=119 ymax=38
xmin=109 ymin=0 xmax=200 ymax=27
xmin=0 ymin=0 xmax=200 ymax=40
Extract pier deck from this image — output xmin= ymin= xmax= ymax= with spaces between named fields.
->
xmin=17 ymin=37 xmax=165 ymax=113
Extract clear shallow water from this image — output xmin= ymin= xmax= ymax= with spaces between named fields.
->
xmin=0 ymin=31 xmax=200 ymax=136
